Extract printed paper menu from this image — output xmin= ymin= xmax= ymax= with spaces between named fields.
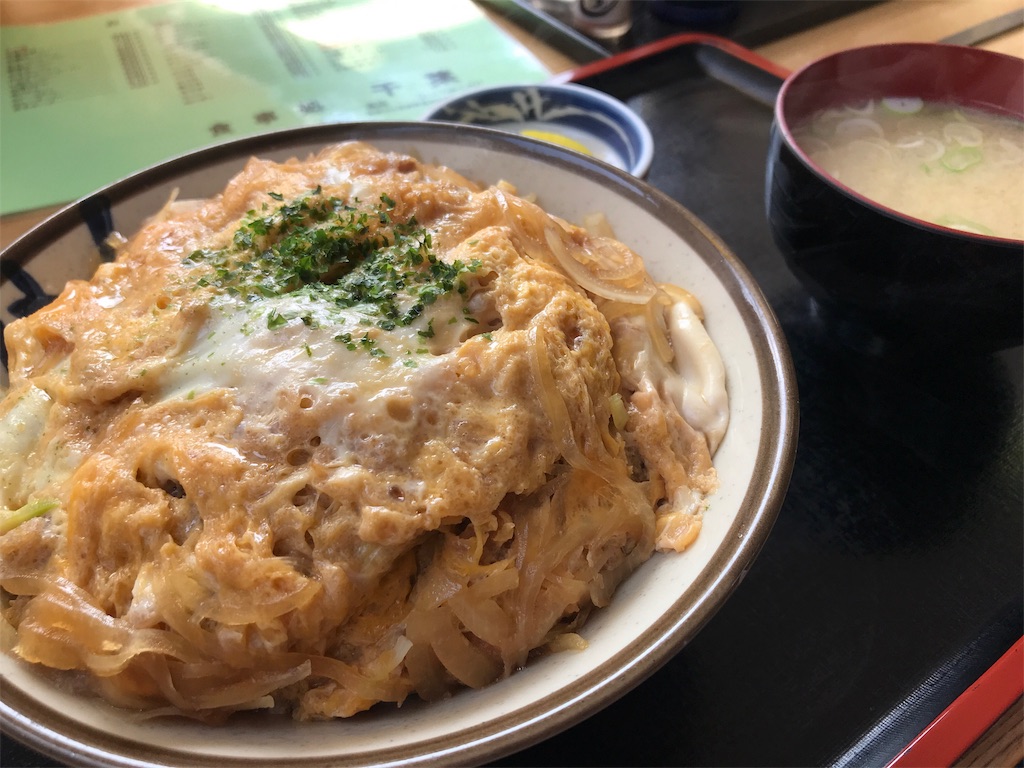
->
xmin=0 ymin=0 xmax=551 ymax=215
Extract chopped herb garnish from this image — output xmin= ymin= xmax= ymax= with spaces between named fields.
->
xmin=184 ymin=190 xmax=480 ymax=359
xmin=267 ymin=309 xmax=288 ymax=330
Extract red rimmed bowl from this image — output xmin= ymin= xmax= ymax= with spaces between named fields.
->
xmin=766 ymin=43 xmax=1024 ymax=351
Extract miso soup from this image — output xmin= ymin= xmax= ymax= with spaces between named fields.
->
xmin=793 ymin=100 xmax=1024 ymax=240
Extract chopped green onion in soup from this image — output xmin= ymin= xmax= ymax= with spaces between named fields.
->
xmin=941 ymin=146 xmax=983 ymax=172
xmin=793 ymin=100 xmax=1024 ymax=239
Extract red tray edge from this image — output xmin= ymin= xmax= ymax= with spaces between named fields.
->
xmin=552 ymin=31 xmax=792 ymax=84
xmin=888 ymin=636 xmax=1023 ymax=767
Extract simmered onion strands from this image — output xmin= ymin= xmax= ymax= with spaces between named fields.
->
xmin=528 ymin=320 xmax=626 ymax=482
xmin=494 ymin=188 xmax=656 ymax=304
xmin=4 ymin=572 xmax=407 ymax=713
xmin=528 ymin=324 xmax=592 ymax=472
xmin=6 ymin=575 xmax=200 ymax=674
xmin=645 ymin=297 xmax=675 ymax=365
xmin=894 ymin=135 xmax=946 ymax=162
xmin=406 ymin=604 xmax=502 ymax=689
xmin=447 ymin=573 xmax=517 ymax=650
xmin=170 ymin=662 xmax=313 ymax=712
xmin=542 ymin=226 xmax=657 ymax=304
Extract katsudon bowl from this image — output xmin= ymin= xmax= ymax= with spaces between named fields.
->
xmin=767 ymin=43 xmax=1024 ymax=351
xmin=0 ymin=122 xmax=796 ymax=768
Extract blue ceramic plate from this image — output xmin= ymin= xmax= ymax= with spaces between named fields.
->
xmin=423 ymin=83 xmax=654 ymax=177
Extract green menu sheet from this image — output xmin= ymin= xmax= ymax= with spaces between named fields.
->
xmin=0 ymin=0 xmax=551 ymax=215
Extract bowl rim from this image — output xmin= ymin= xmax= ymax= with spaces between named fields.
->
xmin=0 ymin=120 xmax=797 ymax=768
xmin=421 ymin=81 xmax=655 ymax=177
xmin=773 ymin=41 xmax=1024 ymax=245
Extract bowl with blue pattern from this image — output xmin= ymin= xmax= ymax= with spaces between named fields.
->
xmin=423 ymin=82 xmax=653 ymax=177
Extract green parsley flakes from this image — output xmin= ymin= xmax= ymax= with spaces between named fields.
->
xmin=184 ymin=190 xmax=481 ymax=353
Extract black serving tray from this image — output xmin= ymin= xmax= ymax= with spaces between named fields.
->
xmin=492 ymin=35 xmax=1024 ymax=768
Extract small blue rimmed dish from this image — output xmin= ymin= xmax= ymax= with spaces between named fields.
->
xmin=422 ymin=82 xmax=654 ymax=178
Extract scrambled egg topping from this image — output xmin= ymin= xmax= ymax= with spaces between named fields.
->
xmin=0 ymin=142 xmax=726 ymax=720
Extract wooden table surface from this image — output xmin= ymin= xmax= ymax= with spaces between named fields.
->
xmin=1 ymin=1 xmax=1022 ymax=765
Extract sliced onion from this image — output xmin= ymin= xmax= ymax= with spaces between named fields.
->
xmin=796 ymin=136 xmax=832 ymax=157
xmin=491 ymin=188 xmax=655 ymax=304
xmin=188 ymin=661 xmax=311 ymax=711
xmin=843 ymin=100 xmax=876 ymax=115
xmin=404 ymin=642 xmax=448 ymax=702
xmin=82 ymin=629 xmax=200 ymax=675
xmin=463 ymin=563 xmax=519 ymax=600
xmin=896 ymin=115 xmax=933 ymax=138
xmin=597 ymin=299 xmax=643 ymax=324
xmin=882 ymin=97 xmax=923 ymax=114
xmin=543 ymin=226 xmax=656 ymax=304
xmin=943 ymin=122 xmax=983 ymax=147
xmin=407 ymin=604 xmax=501 ymax=689
xmin=994 ymin=137 xmax=1024 ymax=168
xmin=941 ymin=145 xmax=983 ymax=172
xmin=895 ymin=135 xmax=946 ymax=162
xmin=847 ymin=139 xmax=894 ymax=166
xmin=528 ymin=325 xmax=588 ymax=471
xmin=296 ymin=652 xmax=409 ymax=702
xmin=198 ymin=576 xmax=320 ymax=624
xmin=834 ymin=118 xmax=884 ymax=140
xmin=645 ymin=299 xmax=675 ymax=365
xmin=449 ymin=593 xmax=511 ymax=648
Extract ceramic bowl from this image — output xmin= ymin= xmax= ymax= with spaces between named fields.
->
xmin=0 ymin=122 xmax=795 ymax=767
xmin=766 ymin=43 xmax=1024 ymax=351
xmin=422 ymin=82 xmax=654 ymax=177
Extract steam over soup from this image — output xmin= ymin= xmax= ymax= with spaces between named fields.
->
xmin=792 ymin=100 xmax=1024 ymax=240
